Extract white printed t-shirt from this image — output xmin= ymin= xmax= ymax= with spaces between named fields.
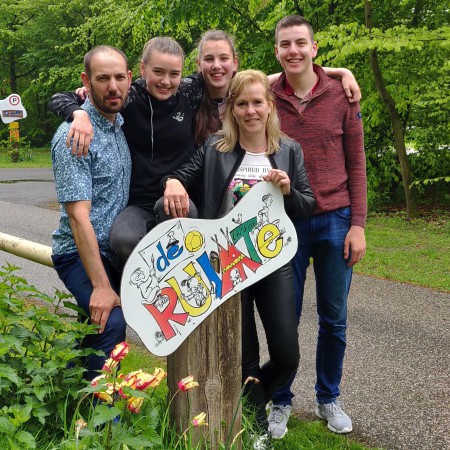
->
xmin=228 ymin=151 xmax=272 ymax=205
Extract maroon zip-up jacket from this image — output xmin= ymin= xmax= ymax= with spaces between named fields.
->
xmin=272 ymin=64 xmax=367 ymax=228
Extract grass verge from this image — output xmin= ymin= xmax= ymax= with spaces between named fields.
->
xmin=124 ymin=343 xmax=383 ymax=450
xmin=0 ymin=146 xmax=51 ymax=168
xmin=273 ymin=419 xmax=383 ymax=449
xmin=357 ymin=211 xmax=449 ymax=292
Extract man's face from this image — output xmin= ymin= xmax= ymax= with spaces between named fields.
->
xmin=275 ymin=25 xmax=318 ymax=77
xmin=82 ymin=52 xmax=131 ymax=121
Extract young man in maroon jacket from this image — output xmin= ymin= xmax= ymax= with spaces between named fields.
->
xmin=267 ymin=15 xmax=367 ymax=438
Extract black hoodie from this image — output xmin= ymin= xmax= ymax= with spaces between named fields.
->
xmin=48 ymin=76 xmax=203 ymax=210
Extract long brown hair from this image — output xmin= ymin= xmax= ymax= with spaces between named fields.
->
xmin=194 ymin=30 xmax=238 ymax=147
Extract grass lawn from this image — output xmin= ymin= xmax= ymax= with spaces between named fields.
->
xmin=272 ymin=420 xmax=381 ymax=450
xmin=0 ymin=145 xmax=51 ymax=168
xmin=358 ymin=211 xmax=449 ymax=292
xmin=122 ymin=344 xmax=383 ymax=450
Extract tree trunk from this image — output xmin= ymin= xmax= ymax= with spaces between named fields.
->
xmin=9 ymin=53 xmax=17 ymax=93
xmin=365 ymin=0 xmax=419 ymax=218
xmin=167 ymin=257 xmax=242 ymax=449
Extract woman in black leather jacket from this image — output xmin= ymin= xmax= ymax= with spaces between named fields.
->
xmin=162 ymin=70 xmax=316 ymax=445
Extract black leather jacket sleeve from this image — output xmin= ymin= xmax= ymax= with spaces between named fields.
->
xmin=160 ymin=143 xmax=206 ymax=194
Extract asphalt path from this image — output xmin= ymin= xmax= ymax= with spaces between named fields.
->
xmin=0 ymin=168 xmax=449 ymax=450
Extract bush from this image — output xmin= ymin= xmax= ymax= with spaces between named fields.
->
xmin=0 ymin=138 xmax=32 ymax=163
xmin=0 ymin=263 xmax=96 ymax=449
xmin=366 ymin=145 xmax=450 ymax=211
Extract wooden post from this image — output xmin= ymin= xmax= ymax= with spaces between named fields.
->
xmin=9 ymin=121 xmax=20 ymax=141
xmin=9 ymin=122 xmax=20 ymax=163
xmin=167 ymin=256 xmax=242 ymax=450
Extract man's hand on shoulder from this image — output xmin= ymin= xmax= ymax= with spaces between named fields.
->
xmin=323 ymin=67 xmax=361 ymax=103
xmin=340 ymin=69 xmax=361 ymax=103
xmin=66 ymin=110 xmax=94 ymax=157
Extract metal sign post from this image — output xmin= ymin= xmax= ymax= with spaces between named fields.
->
xmin=1 ymin=94 xmax=27 ymax=161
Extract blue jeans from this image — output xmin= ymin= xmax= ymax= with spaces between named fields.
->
xmin=52 ymin=252 xmax=127 ymax=381
xmin=272 ymin=207 xmax=353 ymax=405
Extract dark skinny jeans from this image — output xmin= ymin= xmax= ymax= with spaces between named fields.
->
xmin=242 ymin=262 xmax=300 ymax=431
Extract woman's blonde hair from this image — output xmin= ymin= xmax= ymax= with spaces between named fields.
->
xmin=216 ymin=70 xmax=281 ymax=154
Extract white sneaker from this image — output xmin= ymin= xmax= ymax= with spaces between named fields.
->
xmin=315 ymin=401 xmax=353 ymax=434
xmin=252 ymin=433 xmax=273 ymax=450
xmin=267 ymin=404 xmax=291 ymax=439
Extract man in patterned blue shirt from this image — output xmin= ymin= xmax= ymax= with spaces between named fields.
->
xmin=51 ymin=45 xmax=132 ymax=380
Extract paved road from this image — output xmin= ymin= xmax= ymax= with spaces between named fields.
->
xmin=1 ymin=169 xmax=449 ymax=450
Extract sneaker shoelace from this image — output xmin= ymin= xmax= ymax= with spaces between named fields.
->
xmin=325 ymin=401 xmax=345 ymax=416
xmin=270 ymin=406 xmax=287 ymax=423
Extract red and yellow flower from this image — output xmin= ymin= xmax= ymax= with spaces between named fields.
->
xmin=178 ymin=375 xmax=199 ymax=392
xmin=127 ymin=396 xmax=144 ymax=413
xmin=102 ymin=357 xmax=120 ymax=373
xmin=134 ymin=371 xmax=157 ymax=390
xmin=91 ymin=373 xmax=107 ymax=387
xmin=74 ymin=419 xmax=87 ymax=439
xmin=192 ymin=412 xmax=208 ymax=427
xmin=110 ymin=342 xmax=129 ymax=362
xmin=95 ymin=391 xmax=113 ymax=403
xmin=148 ymin=368 xmax=167 ymax=388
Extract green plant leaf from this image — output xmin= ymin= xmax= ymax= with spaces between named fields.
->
xmin=90 ymin=404 xmax=122 ymax=428
xmin=15 ymin=430 xmax=36 ymax=448
xmin=9 ymin=404 xmax=32 ymax=425
xmin=0 ymin=416 xmax=16 ymax=434
xmin=121 ymin=434 xmax=160 ymax=447
xmin=0 ymin=364 xmax=19 ymax=384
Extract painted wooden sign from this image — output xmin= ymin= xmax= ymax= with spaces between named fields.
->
xmin=121 ymin=181 xmax=298 ymax=356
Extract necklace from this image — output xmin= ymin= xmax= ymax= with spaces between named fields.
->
xmin=240 ymin=141 xmax=267 ymax=154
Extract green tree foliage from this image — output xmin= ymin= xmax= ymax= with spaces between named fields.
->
xmin=308 ymin=0 xmax=449 ymax=214
xmin=1 ymin=0 xmax=94 ymax=143
xmin=1 ymin=0 xmax=448 ymax=210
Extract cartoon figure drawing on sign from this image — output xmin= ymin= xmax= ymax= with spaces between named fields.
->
xmin=257 ymin=193 xmax=273 ymax=229
xmin=181 ymin=272 xmax=209 ymax=307
xmin=154 ymin=293 xmax=170 ymax=309
xmin=129 ymin=255 xmax=161 ymax=304
xmin=214 ymin=228 xmax=263 ymax=296
xmin=155 ymin=330 xmax=165 ymax=346
xmin=254 ymin=193 xmax=285 ymax=241
xmin=230 ymin=268 xmax=242 ymax=289
xmin=232 ymin=213 xmax=243 ymax=225
xmin=166 ymin=230 xmax=179 ymax=249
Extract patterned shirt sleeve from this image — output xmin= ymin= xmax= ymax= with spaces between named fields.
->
xmin=51 ymin=124 xmax=93 ymax=203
